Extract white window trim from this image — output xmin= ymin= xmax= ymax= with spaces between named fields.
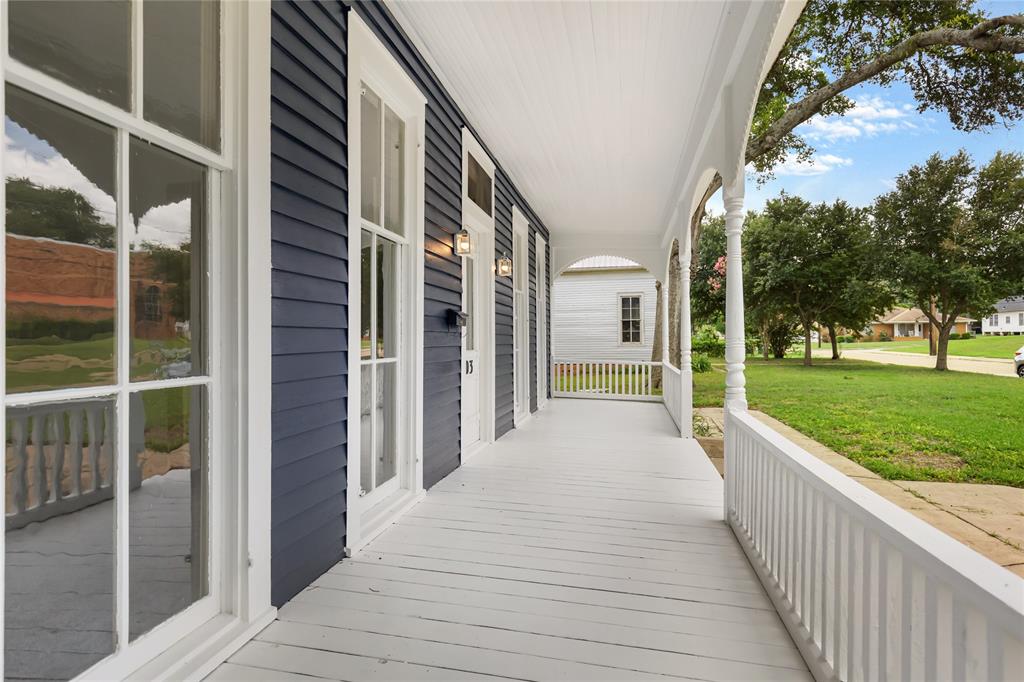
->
xmin=345 ymin=11 xmax=426 ymax=556
xmin=460 ymin=127 xmax=496 ymax=461
xmin=0 ymin=2 xmax=275 ymax=679
xmin=512 ymin=205 xmax=531 ymax=426
xmin=618 ymin=292 xmax=645 ymax=346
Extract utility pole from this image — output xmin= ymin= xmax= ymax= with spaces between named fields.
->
xmin=928 ymin=297 xmax=938 ymax=356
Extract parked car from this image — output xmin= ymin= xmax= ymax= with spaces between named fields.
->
xmin=1016 ymin=345 xmax=1024 ymax=377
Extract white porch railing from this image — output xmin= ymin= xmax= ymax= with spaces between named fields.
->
xmin=726 ymin=408 xmax=1024 ymax=682
xmin=552 ymin=360 xmax=660 ymax=402
xmin=6 ymin=401 xmax=118 ymax=531
xmin=661 ymin=361 xmax=692 ymax=437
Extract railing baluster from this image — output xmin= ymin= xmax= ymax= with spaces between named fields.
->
xmin=878 ymin=541 xmax=889 ymax=682
xmin=69 ymin=409 xmax=84 ymax=496
xmin=31 ymin=414 xmax=47 ymax=509
xmin=86 ymin=406 xmax=101 ymax=492
xmin=11 ymin=415 xmax=30 ymax=513
xmin=901 ymin=558 xmax=913 ymax=681
xmin=862 ymin=532 xmax=873 ymax=680
xmin=51 ymin=413 xmax=66 ymax=503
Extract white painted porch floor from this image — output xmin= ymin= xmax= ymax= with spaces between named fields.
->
xmin=213 ymin=399 xmax=809 ymax=681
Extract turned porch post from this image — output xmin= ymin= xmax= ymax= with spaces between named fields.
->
xmin=723 ymin=187 xmax=747 ymax=415
xmin=679 ymin=227 xmax=693 ymax=437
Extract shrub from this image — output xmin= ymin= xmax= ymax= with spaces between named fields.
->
xmin=691 ymin=353 xmax=712 ymax=373
xmin=879 ymin=332 xmax=891 ymax=342
xmin=958 ymin=332 xmax=974 ymax=340
xmin=692 ymin=325 xmax=726 ymax=357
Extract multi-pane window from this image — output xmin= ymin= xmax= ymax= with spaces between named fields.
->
xmin=467 ymin=153 xmax=492 ymax=215
xmin=4 ymin=2 xmax=221 ymax=679
xmin=620 ymin=295 xmax=642 ymax=344
xmin=359 ymin=82 xmax=406 ymax=498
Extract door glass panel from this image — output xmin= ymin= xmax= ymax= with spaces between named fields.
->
xmin=4 ymin=86 xmax=117 ymax=393
xmin=144 ymin=0 xmax=221 ymax=150
xmin=376 ymin=237 xmax=398 ymax=359
xmin=360 ymin=85 xmax=382 ymax=225
xmin=5 ymin=398 xmax=116 ymax=681
xmin=360 ymin=230 xmax=372 ymax=360
xmin=129 ymin=138 xmax=206 ymax=382
xmin=383 ymin=107 xmax=405 ymax=235
xmin=129 ymin=385 xmax=207 ymax=640
xmin=374 ymin=362 xmax=398 ymax=487
xmin=359 ymin=367 xmax=372 ymax=493
xmin=467 ymin=154 xmax=492 ymax=216
xmin=9 ymin=0 xmax=131 ymax=110
xmin=464 ymin=257 xmax=475 ymax=352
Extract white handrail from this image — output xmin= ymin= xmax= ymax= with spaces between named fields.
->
xmin=662 ymin=361 xmax=683 ymax=434
xmin=551 ymin=359 xmax=660 ymax=402
xmin=725 ymin=407 xmax=1024 ymax=681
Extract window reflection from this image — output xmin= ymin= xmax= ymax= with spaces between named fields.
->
xmin=376 ymin=237 xmax=398 ymax=359
xmin=9 ymin=0 xmax=131 ymax=110
xmin=129 ymin=138 xmax=205 ymax=382
xmin=129 ymin=386 xmax=207 ymax=640
xmin=467 ymin=153 xmax=492 ymax=216
xmin=144 ymin=0 xmax=221 ymax=150
xmin=361 ymin=230 xmax=372 ymax=360
xmin=4 ymin=86 xmax=117 ymax=393
xmin=5 ymin=398 xmax=116 ymax=680
xmin=360 ymin=85 xmax=382 ymax=225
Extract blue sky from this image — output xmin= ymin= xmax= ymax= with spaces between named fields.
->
xmin=708 ymin=0 xmax=1024 ymax=214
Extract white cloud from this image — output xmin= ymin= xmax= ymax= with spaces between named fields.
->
xmin=799 ymin=95 xmax=917 ymax=143
xmin=135 ymin=199 xmax=193 ymax=247
xmin=774 ymin=152 xmax=853 ymax=177
xmin=4 ymin=131 xmax=117 ymax=226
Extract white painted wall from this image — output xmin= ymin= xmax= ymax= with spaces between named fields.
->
xmin=552 ymin=268 xmax=658 ymax=362
xmin=982 ymin=311 xmax=1024 ymax=334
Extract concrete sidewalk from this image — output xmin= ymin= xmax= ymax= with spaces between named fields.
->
xmin=695 ymin=407 xmax=1024 ymax=578
xmin=840 ymin=348 xmax=1018 ymax=377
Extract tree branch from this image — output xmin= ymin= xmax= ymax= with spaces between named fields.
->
xmin=745 ymin=15 xmax=1024 ymax=165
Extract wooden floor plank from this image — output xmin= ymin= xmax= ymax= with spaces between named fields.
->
xmin=214 ymin=399 xmax=806 ymax=681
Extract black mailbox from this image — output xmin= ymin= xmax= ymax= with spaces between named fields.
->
xmin=447 ymin=309 xmax=469 ymax=330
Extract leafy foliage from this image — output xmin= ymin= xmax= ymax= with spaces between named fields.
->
xmin=750 ymin=0 xmax=1024 ymax=179
xmin=5 ymin=177 xmax=114 ymax=248
xmin=873 ymin=150 xmax=1024 ymax=369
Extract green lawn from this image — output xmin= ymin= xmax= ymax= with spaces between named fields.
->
xmin=839 ymin=335 xmax=1023 ymax=359
xmin=694 ymin=358 xmax=1024 ymax=487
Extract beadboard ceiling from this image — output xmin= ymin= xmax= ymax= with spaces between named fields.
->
xmin=386 ymin=1 xmax=785 ymax=248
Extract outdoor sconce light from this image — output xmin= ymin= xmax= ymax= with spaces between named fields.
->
xmin=454 ymin=229 xmax=472 ymax=256
xmin=496 ymin=253 xmax=513 ymax=278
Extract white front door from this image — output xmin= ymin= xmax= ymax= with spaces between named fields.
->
xmin=460 ymin=129 xmax=495 ymax=460
xmin=461 ymin=246 xmax=481 ymax=451
xmin=536 ymin=234 xmax=548 ymax=408
xmin=512 ymin=208 xmax=531 ymax=424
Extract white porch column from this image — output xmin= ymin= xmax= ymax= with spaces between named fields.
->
xmin=679 ymin=229 xmax=693 ymax=437
xmin=723 ymin=187 xmax=747 ymax=414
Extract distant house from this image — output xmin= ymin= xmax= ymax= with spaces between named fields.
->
xmin=866 ymin=307 xmax=974 ymax=340
xmin=552 ymin=256 xmax=658 ymax=362
xmin=982 ymin=297 xmax=1024 ymax=335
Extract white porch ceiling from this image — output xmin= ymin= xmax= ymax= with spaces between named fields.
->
xmin=387 ymin=1 xmax=791 ymax=254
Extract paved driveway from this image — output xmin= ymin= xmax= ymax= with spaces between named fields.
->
xmin=841 ymin=348 xmax=1018 ymax=378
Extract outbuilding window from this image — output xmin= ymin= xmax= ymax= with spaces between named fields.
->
xmin=619 ymin=294 xmax=643 ymax=344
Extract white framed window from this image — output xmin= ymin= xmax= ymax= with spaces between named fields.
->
xmin=346 ymin=12 xmax=426 ymax=553
xmin=1 ymin=2 xmax=273 ymax=679
xmin=1019 ymin=312 xmax=1023 ymax=326
xmin=619 ymin=293 xmax=643 ymax=344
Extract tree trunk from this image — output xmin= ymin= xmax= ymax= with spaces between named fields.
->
xmin=761 ymin=320 xmax=770 ymax=360
xmin=667 ymin=240 xmax=681 ymax=367
xmin=651 ymin=280 xmax=664 ymax=388
xmin=935 ymin=325 xmax=952 ymax=371
xmin=827 ymin=323 xmax=840 ymax=360
xmin=803 ymin=321 xmax=813 ymax=366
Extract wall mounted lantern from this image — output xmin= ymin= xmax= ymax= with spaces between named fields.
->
xmin=496 ymin=252 xmax=513 ymax=278
xmin=454 ymin=229 xmax=472 ymax=256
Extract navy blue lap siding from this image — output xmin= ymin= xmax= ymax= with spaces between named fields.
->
xmin=270 ymin=0 xmax=349 ymax=607
xmin=271 ymin=0 xmax=551 ymax=606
